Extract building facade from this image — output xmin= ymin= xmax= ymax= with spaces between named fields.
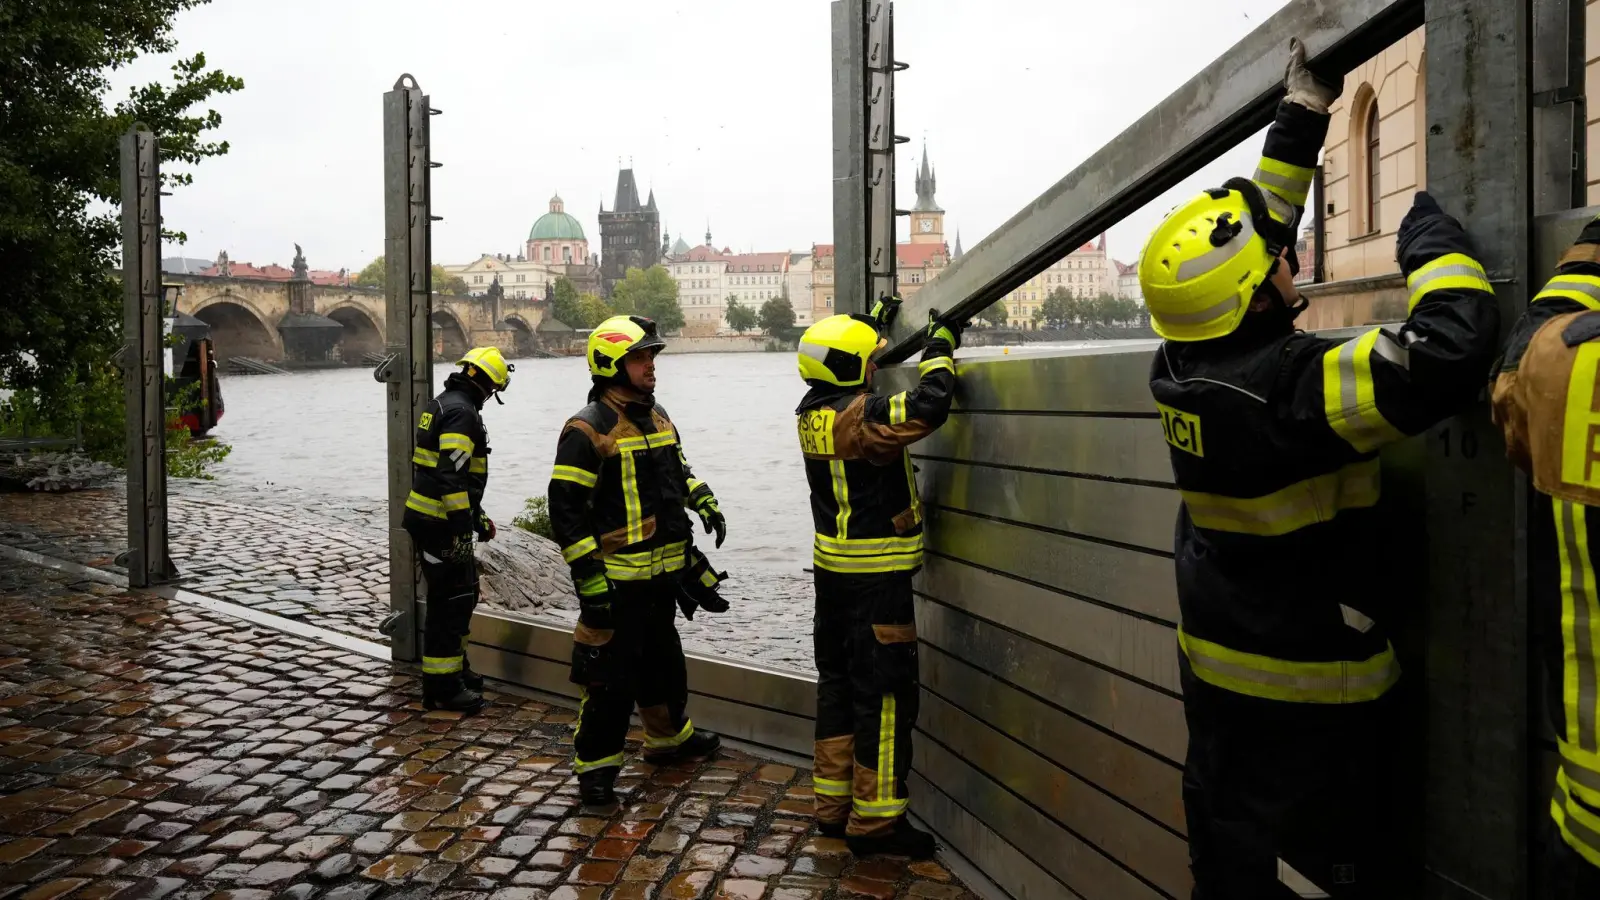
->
xmin=1307 ymin=12 xmax=1600 ymax=329
xmin=598 ymin=167 xmax=662 ymax=297
xmin=667 ymin=236 xmax=733 ymax=334
xmin=999 ymin=235 xmax=1113 ymax=327
xmin=788 ymin=253 xmax=814 ymax=327
xmin=443 ymin=254 xmax=557 ymax=301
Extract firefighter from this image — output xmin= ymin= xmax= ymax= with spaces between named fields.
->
xmin=549 ymin=315 xmax=727 ymax=807
xmin=403 ymin=346 xmax=514 ymax=713
xmin=796 ymin=301 xmax=961 ymax=859
xmin=1489 ymin=219 xmax=1600 ymax=896
xmin=1140 ymin=39 xmax=1501 ymax=898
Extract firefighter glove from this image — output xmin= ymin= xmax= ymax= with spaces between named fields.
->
xmin=475 ymin=514 xmax=496 ymax=543
xmin=870 ymin=294 xmax=903 ymax=332
xmin=445 ymin=532 xmax=476 ymax=564
xmin=574 ymin=570 xmax=615 ymax=630
xmin=1395 ymin=192 xmax=1471 ymax=268
xmin=693 ymin=495 xmax=727 ymax=549
xmin=1283 ymin=37 xmax=1340 ymax=114
xmin=925 ymin=312 xmax=965 ymax=352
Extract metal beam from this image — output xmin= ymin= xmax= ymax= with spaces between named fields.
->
xmin=831 ymin=0 xmax=867 ymax=316
xmin=120 ymin=126 xmax=176 ymax=588
xmin=877 ymin=0 xmax=1424 ymax=363
xmin=1418 ymin=0 xmax=1534 ymax=896
xmin=377 ymin=75 xmax=434 ymax=663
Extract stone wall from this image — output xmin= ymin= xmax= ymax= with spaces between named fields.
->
xmin=665 ymin=335 xmax=781 ymax=354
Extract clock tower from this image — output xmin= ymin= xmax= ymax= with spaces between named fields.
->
xmin=909 ymin=147 xmax=944 ymax=245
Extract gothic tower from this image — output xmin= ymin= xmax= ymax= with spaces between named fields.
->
xmin=909 ymin=146 xmax=944 ymax=245
xmin=597 ymin=166 xmax=662 ymax=297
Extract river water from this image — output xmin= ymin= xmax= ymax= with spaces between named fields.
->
xmin=210 ymin=352 xmax=815 ymax=577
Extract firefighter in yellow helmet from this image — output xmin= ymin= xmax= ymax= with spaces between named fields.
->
xmin=1490 ymin=217 xmax=1600 ymax=895
xmin=403 ymin=346 xmax=514 ymax=713
xmin=796 ymin=298 xmax=961 ymax=859
xmin=1142 ymin=40 xmax=1501 ymax=897
xmin=548 ymin=315 xmax=727 ymax=807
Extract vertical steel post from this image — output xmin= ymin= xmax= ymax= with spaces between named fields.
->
xmin=864 ymin=0 xmax=899 ymax=310
xmin=379 ymin=75 xmax=434 ymax=663
xmin=831 ymin=0 xmax=867 ymax=316
xmin=1419 ymin=1 xmax=1533 ymax=896
xmin=1532 ymin=0 xmax=1587 ymax=214
xmin=120 ymin=126 xmax=176 ymax=588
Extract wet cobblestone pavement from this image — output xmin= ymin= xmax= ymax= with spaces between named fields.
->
xmin=0 ymin=560 xmax=968 ymax=900
xmin=0 ymin=483 xmax=814 ymax=673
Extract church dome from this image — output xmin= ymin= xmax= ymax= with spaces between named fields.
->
xmin=529 ymin=194 xmax=586 ymax=241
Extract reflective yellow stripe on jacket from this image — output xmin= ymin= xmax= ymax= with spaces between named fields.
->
xmin=1323 ymin=329 xmax=1407 ymax=453
xmin=1556 ymin=501 xmax=1600 ymax=756
xmin=1534 ymin=273 xmax=1600 ymax=310
xmin=1178 ymin=628 xmax=1400 ymax=703
xmin=1253 ymin=156 xmax=1315 ymax=208
xmin=603 ymin=541 xmax=689 ymax=582
xmin=1554 ymin=768 xmax=1600 ymax=867
xmin=1182 ymin=459 xmax=1381 ymax=537
xmin=412 ymin=448 xmax=440 ymax=468
xmin=552 ymin=465 xmax=598 ymax=489
xmin=406 ymin=491 xmax=445 ymax=519
xmin=1406 ymin=253 xmax=1492 ymax=313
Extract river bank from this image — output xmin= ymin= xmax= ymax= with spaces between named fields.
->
xmin=0 ymin=477 xmax=815 ymax=673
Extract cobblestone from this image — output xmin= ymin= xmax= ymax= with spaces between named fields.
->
xmin=0 ymin=557 xmax=965 ymax=899
xmin=0 ymin=478 xmax=814 ymax=671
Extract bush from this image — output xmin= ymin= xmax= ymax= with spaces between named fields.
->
xmin=512 ymin=495 xmax=555 ymax=539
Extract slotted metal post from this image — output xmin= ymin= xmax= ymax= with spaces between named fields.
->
xmin=379 ymin=75 xmax=435 ymax=663
xmin=1418 ymin=1 xmax=1535 ymax=896
xmin=121 ymin=125 xmax=177 ymax=588
xmin=864 ymin=0 xmax=901 ymax=311
xmin=831 ymin=0 xmax=867 ymax=316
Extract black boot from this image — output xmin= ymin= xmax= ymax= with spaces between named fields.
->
xmin=461 ymin=663 xmax=484 ymax=692
xmin=643 ymin=729 xmax=722 ymax=764
xmin=422 ymin=674 xmax=483 ymax=714
xmin=846 ymin=819 xmax=937 ymax=859
xmin=817 ymin=821 xmax=847 ymax=839
xmin=578 ymin=768 xmax=618 ymax=807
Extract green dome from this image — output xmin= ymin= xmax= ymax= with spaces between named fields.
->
xmin=528 ymin=211 xmax=586 ymax=241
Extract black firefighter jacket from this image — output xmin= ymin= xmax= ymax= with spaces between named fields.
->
xmin=796 ymin=341 xmax=957 ymax=575
xmin=1150 ymin=100 xmax=1501 ymax=706
xmin=403 ymin=373 xmax=490 ymax=540
xmin=548 ymin=385 xmax=706 ymax=584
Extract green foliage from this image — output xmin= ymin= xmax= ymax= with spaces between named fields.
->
xmin=1 ymin=0 xmax=243 ymax=415
xmin=724 ymin=297 xmax=758 ymax=334
xmin=610 ymin=266 xmax=684 ymax=331
xmin=512 ymin=495 xmax=555 ymax=540
xmin=551 ymin=277 xmax=585 ymax=328
xmin=1038 ymin=288 xmax=1076 ymax=329
xmin=758 ymin=297 xmax=796 ymax=337
xmin=976 ymin=301 xmax=1008 ymax=328
xmin=578 ymin=294 xmax=613 ymax=329
xmin=351 ymin=257 xmax=468 ymax=296
xmin=1033 ymin=289 xmax=1141 ymax=329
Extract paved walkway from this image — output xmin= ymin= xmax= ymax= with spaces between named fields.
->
xmin=0 ymin=556 xmax=969 ymax=900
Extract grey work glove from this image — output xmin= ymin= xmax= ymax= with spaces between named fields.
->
xmin=1283 ymin=37 xmax=1341 ymax=114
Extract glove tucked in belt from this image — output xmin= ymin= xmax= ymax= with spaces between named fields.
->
xmin=675 ymin=546 xmax=730 ymax=621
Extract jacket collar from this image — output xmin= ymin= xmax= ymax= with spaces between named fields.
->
xmin=601 ymin=384 xmax=656 ymax=418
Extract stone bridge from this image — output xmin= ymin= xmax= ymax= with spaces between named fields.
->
xmin=167 ymin=273 xmax=557 ymax=365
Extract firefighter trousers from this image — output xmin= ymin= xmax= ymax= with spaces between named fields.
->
xmin=571 ymin=581 xmax=694 ymax=774
xmin=1544 ymin=815 xmax=1600 ymax=898
xmin=417 ymin=537 xmax=479 ymax=690
xmin=812 ymin=568 xmax=919 ymax=837
xmin=1181 ymin=656 xmax=1400 ymax=899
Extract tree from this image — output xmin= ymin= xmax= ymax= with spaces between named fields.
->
xmin=551 ymin=277 xmax=586 ymax=328
xmin=758 ymin=297 xmax=797 ymax=337
xmin=352 ymin=256 xmax=468 ymax=296
xmin=0 ymin=1 xmax=243 ymax=460
xmin=1038 ymin=288 xmax=1077 ymax=329
xmin=577 ymin=293 xmax=612 ymax=329
xmin=725 ymin=297 xmax=758 ymax=334
xmin=610 ymin=266 xmax=684 ymax=331
xmin=977 ymin=301 xmax=1009 ymax=329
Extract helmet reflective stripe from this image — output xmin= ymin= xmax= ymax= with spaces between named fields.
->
xmin=1153 ymin=295 xmax=1242 ymax=327
xmin=796 ymin=315 xmax=882 ymax=387
xmin=798 ymin=341 xmax=831 ymax=363
xmin=1174 ymin=215 xmax=1259 ymax=282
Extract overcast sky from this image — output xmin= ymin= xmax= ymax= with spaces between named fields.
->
xmin=122 ymin=0 xmax=1294 ymax=273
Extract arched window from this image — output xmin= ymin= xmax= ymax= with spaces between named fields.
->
xmin=1365 ymin=103 xmax=1381 ymax=234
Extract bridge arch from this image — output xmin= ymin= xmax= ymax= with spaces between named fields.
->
xmin=504 ymin=315 xmax=538 ymax=358
xmin=189 ymin=293 xmax=281 ymax=362
xmin=325 ymin=302 xmax=385 ymax=362
xmin=431 ymin=308 xmax=470 ymax=362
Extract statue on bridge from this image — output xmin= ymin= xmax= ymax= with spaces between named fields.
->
xmin=291 ymin=244 xmax=309 ymax=281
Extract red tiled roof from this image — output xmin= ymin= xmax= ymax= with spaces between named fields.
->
xmin=1114 ymin=260 xmax=1137 ymax=276
xmin=725 ymin=251 xmax=790 ymax=274
xmin=201 ymin=262 xmax=347 ymax=286
xmin=897 ymin=242 xmax=947 ymax=268
xmin=682 ymin=245 xmax=733 ymax=263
